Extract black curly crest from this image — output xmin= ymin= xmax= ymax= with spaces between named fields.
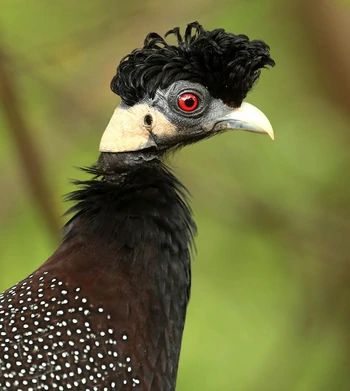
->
xmin=111 ymin=22 xmax=275 ymax=107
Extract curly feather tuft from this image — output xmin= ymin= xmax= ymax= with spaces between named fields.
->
xmin=111 ymin=21 xmax=275 ymax=106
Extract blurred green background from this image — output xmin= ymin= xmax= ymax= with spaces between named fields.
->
xmin=0 ymin=0 xmax=349 ymax=390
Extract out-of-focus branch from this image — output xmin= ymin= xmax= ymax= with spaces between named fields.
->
xmin=0 ymin=47 xmax=60 ymax=239
xmin=300 ymin=0 xmax=350 ymax=116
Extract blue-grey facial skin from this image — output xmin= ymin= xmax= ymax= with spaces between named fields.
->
xmin=148 ymin=81 xmax=233 ymax=147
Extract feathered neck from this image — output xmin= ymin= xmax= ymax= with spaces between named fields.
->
xmin=59 ymin=152 xmax=196 ymax=389
xmin=63 ymin=152 xmax=196 ymax=249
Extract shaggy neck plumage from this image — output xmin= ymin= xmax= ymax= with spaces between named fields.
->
xmin=64 ymin=152 xmax=195 ymax=244
xmin=61 ymin=152 xmax=196 ymax=389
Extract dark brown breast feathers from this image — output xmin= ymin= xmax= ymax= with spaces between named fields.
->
xmin=0 ymin=162 xmax=195 ymax=391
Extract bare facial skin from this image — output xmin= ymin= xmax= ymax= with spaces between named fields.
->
xmin=100 ymin=81 xmax=274 ymax=154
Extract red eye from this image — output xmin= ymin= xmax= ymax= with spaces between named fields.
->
xmin=177 ymin=92 xmax=199 ymax=112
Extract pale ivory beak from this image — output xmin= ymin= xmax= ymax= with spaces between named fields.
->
xmin=212 ymin=102 xmax=274 ymax=140
xmin=99 ymin=105 xmax=157 ymax=153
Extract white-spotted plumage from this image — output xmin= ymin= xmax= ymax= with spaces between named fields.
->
xmin=0 ymin=272 xmax=140 ymax=390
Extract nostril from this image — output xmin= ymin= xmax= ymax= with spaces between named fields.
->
xmin=144 ymin=114 xmax=153 ymax=127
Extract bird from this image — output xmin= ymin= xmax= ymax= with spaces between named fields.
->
xmin=0 ymin=22 xmax=274 ymax=391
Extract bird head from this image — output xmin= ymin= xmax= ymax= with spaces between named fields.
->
xmin=99 ymin=22 xmax=275 ymax=157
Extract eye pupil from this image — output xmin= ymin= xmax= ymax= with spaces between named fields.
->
xmin=178 ymin=92 xmax=199 ymax=112
xmin=185 ymin=98 xmax=195 ymax=107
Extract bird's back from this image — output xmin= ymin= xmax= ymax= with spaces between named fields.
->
xmin=0 ymin=268 xmax=140 ymax=390
xmin=0 ymin=162 xmax=195 ymax=391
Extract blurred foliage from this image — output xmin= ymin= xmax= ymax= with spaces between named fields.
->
xmin=0 ymin=0 xmax=350 ymax=390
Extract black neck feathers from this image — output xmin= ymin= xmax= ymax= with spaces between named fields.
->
xmin=60 ymin=152 xmax=196 ymax=389
xmin=64 ymin=153 xmax=196 ymax=249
